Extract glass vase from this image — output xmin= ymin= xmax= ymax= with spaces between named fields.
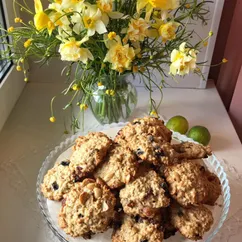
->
xmin=89 ymin=74 xmax=137 ymax=124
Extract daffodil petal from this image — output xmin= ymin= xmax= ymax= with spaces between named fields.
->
xmin=146 ymin=29 xmax=159 ymax=38
xmin=34 ymin=0 xmax=43 ymax=13
xmin=87 ymin=28 xmax=95 ymax=36
xmin=80 ymin=35 xmax=89 ymax=44
xmin=34 ymin=12 xmax=50 ymax=31
xmin=145 ymin=4 xmax=153 ymax=21
xmin=95 ymin=20 xmax=107 ymax=34
xmin=108 ymin=11 xmax=123 ymax=19
xmin=101 ymin=13 xmax=109 ymax=26
xmin=137 ymin=0 xmax=149 ymax=13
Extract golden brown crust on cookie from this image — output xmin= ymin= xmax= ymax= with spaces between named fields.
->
xmin=120 ymin=170 xmax=170 ymax=218
xmin=70 ymin=132 xmax=112 ymax=179
xmin=41 ymin=161 xmax=74 ymax=200
xmin=115 ymin=117 xmax=172 ymax=165
xmin=58 ymin=179 xmax=116 ymax=237
xmin=171 ymin=203 xmax=213 ymax=240
xmin=164 ymin=161 xmax=208 ymax=207
xmin=112 ymin=215 xmax=164 ymax=242
xmin=95 ymin=143 xmax=138 ymax=189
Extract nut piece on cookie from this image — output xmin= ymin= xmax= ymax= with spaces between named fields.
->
xmin=41 ymin=161 xmax=74 ymax=200
xmin=171 ymin=203 xmax=213 ymax=241
xmin=164 ymin=161 xmax=208 ymax=207
xmin=172 ymin=142 xmax=212 ymax=159
xmin=58 ymin=178 xmax=116 ymax=237
xmin=70 ymin=132 xmax=112 ymax=180
xmin=203 ymin=170 xmax=222 ymax=206
xmin=120 ymin=170 xmax=170 ymax=218
xmin=94 ymin=143 xmax=138 ymax=189
xmin=112 ymin=215 xmax=164 ymax=242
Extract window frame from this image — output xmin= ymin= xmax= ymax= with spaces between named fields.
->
xmin=0 ymin=0 xmax=13 ymax=82
xmin=0 ymin=0 xmax=26 ymax=131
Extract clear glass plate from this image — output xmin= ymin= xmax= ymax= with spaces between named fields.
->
xmin=36 ymin=122 xmax=231 ymax=242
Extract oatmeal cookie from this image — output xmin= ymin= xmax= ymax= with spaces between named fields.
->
xmin=115 ymin=117 xmax=172 ymax=165
xmin=94 ymin=143 xmax=138 ymax=189
xmin=164 ymin=161 xmax=208 ymax=207
xmin=112 ymin=215 xmax=163 ymax=242
xmin=41 ymin=160 xmax=74 ymax=200
xmin=70 ymin=132 xmax=112 ymax=180
xmin=171 ymin=204 xmax=213 ymax=240
xmin=120 ymin=170 xmax=170 ymax=218
xmin=172 ymin=142 xmax=212 ymax=159
xmin=58 ymin=178 xmax=116 ymax=237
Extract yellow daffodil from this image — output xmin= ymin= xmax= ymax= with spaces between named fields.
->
xmin=59 ymin=37 xmax=94 ymax=63
xmin=80 ymin=104 xmax=88 ymax=110
xmin=61 ymin=0 xmax=84 ymax=12
xmin=108 ymin=32 xmax=117 ymax=40
xmin=127 ymin=18 xmax=149 ymax=42
xmin=47 ymin=21 xmax=55 ymax=35
xmin=104 ymin=35 xmax=135 ymax=72
xmin=137 ymin=0 xmax=179 ymax=20
xmin=49 ymin=116 xmax=56 ymax=123
xmin=34 ymin=0 xmax=50 ymax=31
xmin=82 ymin=5 xmax=108 ymax=36
xmin=97 ymin=0 xmax=123 ymax=23
xmin=8 ymin=26 xmax=14 ymax=32
xmin=70 ymin=12 xmax=85 ymax=34
xmin=97 ymin=0 xmax=112 ymax=13
xmin=170 ymin=42 xmax=198 ymax=76
xmin=97 ymin=82 xmax=103 ymax=86
xmin=158 ymin=21 xmax=179 ymax=42
xmin=24 ymin=39 xmax=32 ymax=48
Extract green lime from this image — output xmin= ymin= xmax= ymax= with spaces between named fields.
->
xmin=166 ymin=115 xmax=189 ymax=134
xmin=187 ymin=126 xmax=211 ymax=146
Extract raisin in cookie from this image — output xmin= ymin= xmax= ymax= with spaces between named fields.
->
xmin=164 ymin=161 xmax=208 ymax=207
xmin=70 ymin=132 xmax=112 ymax=180
xmin=171 ymin=203 xmax=213 ymax=240
xmin=94 ymin=143 xmax=138 ymax=189
xmin=41 ymin=160 xmax=74 ymax=200
xmin=120 ymin=170 xmax=170 ymax=218
xmin=58 ymin=178 xmax=116 ymax=237
xmin=112 ymin=215 xmax=164 ymax=242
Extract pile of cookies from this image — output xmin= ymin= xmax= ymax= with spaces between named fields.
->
xmin=41 ymin=117 xmax=222 ymax=241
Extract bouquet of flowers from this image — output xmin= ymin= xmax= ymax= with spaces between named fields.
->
xmin=1 ymin=0 xmax=217 ymax=131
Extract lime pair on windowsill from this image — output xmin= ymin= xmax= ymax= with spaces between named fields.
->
xmin=166 ymin=116 xmax=211 ymax=146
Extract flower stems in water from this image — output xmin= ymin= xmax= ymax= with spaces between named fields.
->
xmin=90 ymin=84 xmax=137 ymax=124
